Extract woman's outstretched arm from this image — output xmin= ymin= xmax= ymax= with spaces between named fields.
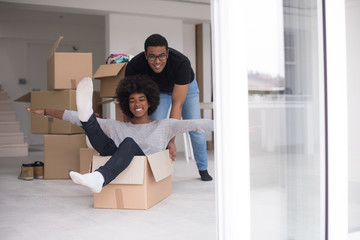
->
xmin=24 ymin=105 xmax=64 ymax=119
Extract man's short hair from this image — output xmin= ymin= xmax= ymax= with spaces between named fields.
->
xmin=144 ymin=34 xmax=168 ymax=52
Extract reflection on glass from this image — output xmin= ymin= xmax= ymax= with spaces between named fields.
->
xmin=248 ymin=0 xmax=323 ymax=239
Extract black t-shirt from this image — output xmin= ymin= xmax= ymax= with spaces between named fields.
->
xmin=125 ymin=48 xmax=194 ymax=92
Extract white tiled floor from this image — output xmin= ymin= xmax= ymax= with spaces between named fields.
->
xmin=0 ymin=146 xmax=216 ymax=240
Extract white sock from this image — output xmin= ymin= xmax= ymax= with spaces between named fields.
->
xmin=76 ymin=77 xmax=94 ymax=122
xmin=69 ymin=171 xmax=104 ymax=193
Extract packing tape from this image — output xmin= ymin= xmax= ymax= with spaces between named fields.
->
xmin=115 ymin=189 xmax=124 ymax=209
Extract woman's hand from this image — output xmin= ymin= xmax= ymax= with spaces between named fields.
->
xmin=24 ymin=106 xmax=65 ymax=119
xmin=24 ymin=105 xmax=45 ymax=116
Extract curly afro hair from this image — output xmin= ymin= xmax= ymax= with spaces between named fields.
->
xmin=116 ymin=74 xmax=160 ymax=118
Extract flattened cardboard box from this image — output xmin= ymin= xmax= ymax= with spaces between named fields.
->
xmin=94 ymin=63 xmax=127 ymax=98
xmin=15 ymin=90 xmax=101 ymax=134
xmin=44 ymin=134 xmax=87 ymax=179
xmin=47 ymin=36 xmax=92 ymax=90
xmin=92 ymin=150 xmax=174 ymax=210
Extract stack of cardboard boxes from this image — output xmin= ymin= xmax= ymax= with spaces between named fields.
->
xmin=16 ymin=36 xmax=99 ymax=179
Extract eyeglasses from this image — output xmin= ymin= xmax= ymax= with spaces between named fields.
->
xmin=147 ymin=53 xmax=168 ymax=62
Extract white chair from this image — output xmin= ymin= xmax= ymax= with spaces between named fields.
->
xmin=167 ymin=103 xmax=215 ymax=163
xmin=183 ymin=102 xmax=214 ymax=163
xmin=183 ymin=132 xmax=195 ymax=163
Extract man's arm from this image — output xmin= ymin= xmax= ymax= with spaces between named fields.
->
xmin=169 ymin=83 xmax=189 ymax=119
xmin=167 ymin=83 xmax=189 ymax=160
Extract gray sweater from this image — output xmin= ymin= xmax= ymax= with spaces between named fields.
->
xmin=63 ymin=110 xmax=214 ymax=155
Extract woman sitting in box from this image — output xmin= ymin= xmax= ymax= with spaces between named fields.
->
xmin=25 ymin=75 xmax=213 ymax=193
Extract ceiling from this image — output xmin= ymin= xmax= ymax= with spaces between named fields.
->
xmin=0 ymin=0 xmax=210 ymax=25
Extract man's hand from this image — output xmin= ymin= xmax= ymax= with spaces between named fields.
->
xmin=167 ymin=83 xmax=187 ymax=162
xmin=167 ymin=140 xmax=177 ymax=161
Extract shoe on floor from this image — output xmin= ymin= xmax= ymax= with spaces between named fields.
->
xmin=199 ymin=170 xmax=213 ymax=181
xmin=18 ymin=163 xmax=34 ymax=181
xmin=33 ymin=161 xmax=44 ymax=179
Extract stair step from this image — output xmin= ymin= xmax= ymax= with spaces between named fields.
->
xmin=0 ymin=111 xmax=16 ymax=122
xmin=0 ymin=143 xmax=28 ymax=157
xmin=0 ymin=101 xmax=12 ymax=111
xmin=0 ymin=91 xmax=8 ymax=101
xmin=0 ymin=132 xmax=24 ymax=145
xmin=0 ymin=122 xmax=20 ymax=133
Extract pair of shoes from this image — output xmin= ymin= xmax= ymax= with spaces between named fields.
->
xmin=18 ymin=161 xmax=44 ymax=180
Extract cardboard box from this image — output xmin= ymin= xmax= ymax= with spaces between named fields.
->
xmin=47 ymin=36 xmax=92 ymax=90
xmin=15 ymin=90 xmax=101 ymax=134
xmin=44 ymin=134 xmax=87 ymax=179
xmin=27 ymin=90 xmax=83 ymax=134
xmin=94 ymin=63 xmax=127 ymax=98
xmin=79 ymin=147 xmax=98 ymax=174
xmin=92 ymin=150 xmax=173 ymax=209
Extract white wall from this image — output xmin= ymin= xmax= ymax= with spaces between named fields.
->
xmin=346 ymin=0 xmax=360 ymax=182
xmin=107 ymin=14 xmax=184 ymax=55
xmin=106 ymin=14 xmax=197 ymax=69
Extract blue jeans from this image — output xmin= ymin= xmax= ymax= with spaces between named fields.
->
xmin=150 ymin=79 xmax=208 ymax=171
xmin=81 ymin=114 xmax=145 ymax=186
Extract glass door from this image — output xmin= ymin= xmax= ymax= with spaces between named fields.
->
xmin=212 ymin=0 xmax=349 ymax=238
xmin=248 ymin=0 xmax=325 ymax=239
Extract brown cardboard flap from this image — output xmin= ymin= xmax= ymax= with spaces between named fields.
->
xmin=92 ymin=155 xmax=146 ymax=184
xmin=94 ymin=63 xmax=126 ymax=78
xmin=14 ymin=92 xmax=31 ymax=102
xmin=147 ymin=150 xmax=174 ymax=182
xmin=49 ymin=36 xmax=64 ymax=58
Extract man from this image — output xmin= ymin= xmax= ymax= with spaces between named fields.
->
xmin=125 ymin=33 xmax=212 ymax=181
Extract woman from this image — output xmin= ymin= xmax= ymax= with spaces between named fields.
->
xmin=25 ymin=75 xmax=213 ymax=193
